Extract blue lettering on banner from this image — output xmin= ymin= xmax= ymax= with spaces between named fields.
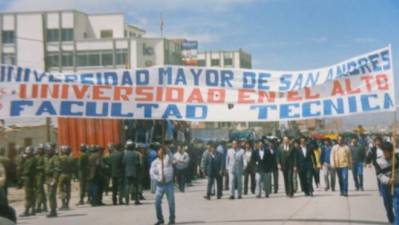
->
xmin=361 ymin=94 xmax=380 ymax=112
xmin=86 ymin=102 xmax=109 ymax=117
xmin=381 ymin=50 xmax=391 ymax=70
xmin=243 ymin=71 xmax=256 ymax=89
xmin=250 ymin=105 xmax=277 ymax=119
xmin=159 ymin=67 xmax=172 ymax=85
xmin=111 ymin=103 xmax=133 ymax=117
xmin=279 ymin=74 xmax=292 ymax=91
xmin=186 ymin=105 xmax=207 ymax=119
xmin=323 ymin=98 xmax=344 ymax=116
xmin=206 ymin=70 xmax=219 ymax=87
xmin=137 ymin=104 xmax=159 ymax=118
xmin=302 ymin=101 xmax=321 ymax=117
xmin=10 ymin=100 xmax=33 ymax=116
xmin=36 ymin=101 xmax=57 ymax=116
xmin=280 ymin=103 xmax=300 ymax=119
xmin=136 ymin=70 xmax=149 ymax=85
xmin=175 ymin=68 xmax=187 ymax=85
xmin=121 ymin=71 xmax=133 ymax=85
xmin=220 ymin=70 xmax=234 ymax=87
xmin=162 ymin=104 xmax=182 ymax=119
xmin=384 ymin=93 xmax=394 ymax=109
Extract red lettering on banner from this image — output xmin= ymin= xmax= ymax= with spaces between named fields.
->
xmin=19 ymin=84 xmax=27 ymax=98
xmin=165 ymin=87 xmax=184 ymax=102
xmin=40 ymin=84 xmax=60 ymax=98
xmin=360 ymin=76 xmax=373 ymax=92
xmin=187 ymin=88 xmax=204 ymax=103
xmin=32 ymin=84 xmax=38 ymax=98
xmin=258 ymin=91 xmax=276 ymax=103
xmin=114 ymin=86 xmax=133 ymax=101
xmin=93 ymin=86 xmax=111 ymax=100
xmin=136 ymin=87 xmax=153 ymax=101
xmin=287 ymin=91 xmax=301 ymax=101
xmin=304 ymin=87 xmax=320 ymax=99
xmin=345 ymin=79 xmax=361 ymax=94
xmin=238 ymin=89 xmax=255 ymax=104
xmin=208 ymin=89 xmax=225 ymax=103
xmin=331 ymin=80 xmax=344 ymax=96
xmin=156 ymin=87 xmax=163 ymax=102
xmin=376 ymin=74 xmax=389 ymax=90
xmin=71 ymin=85 xmax=89 ymax=99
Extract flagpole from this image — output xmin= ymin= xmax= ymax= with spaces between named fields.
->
xmin=160 ymin=12 xmax=164 ymax=37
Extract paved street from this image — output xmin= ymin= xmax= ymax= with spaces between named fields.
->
xmin=14 ymin=168 xmax=390 ymax=225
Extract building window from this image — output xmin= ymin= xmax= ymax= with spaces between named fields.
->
xmin=46 ymin=53 xmax=59 ymax=68
xmin=61 ymin=28 xmax=74 ymax=41
xmin=143 ymin=44 xmax=154 ymax=56
xmin=2 ymin=31 xmax=15 ymax=44
xmin=224 ymin=58 xmax=233 ymax=66
xmin=211 ymin=59 xmax=220 ymax=66
xmin=46 ymin=29 xmax=59 ymax=42
xmin=88 ymin=52 xmax=100 ymax=66
xmin=197 ymin=60 xmax=206 ymax=67
xmin=101 ymin=51 xmax=113 ymax=66
xmin=100 ymin=30 xmax=113 ymax=39
xmin=2 ymin=53 xmax=15 ymax=65
xmin=115 ymin=49 xmax=128 ymax=65
xmin=62 ymin=52 xmax=74 ymax=67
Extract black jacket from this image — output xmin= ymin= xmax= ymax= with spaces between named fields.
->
xmin=252 ymin=148 xmax=276 ymax=173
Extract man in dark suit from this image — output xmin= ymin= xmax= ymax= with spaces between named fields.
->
xmin=278 ymin=136 xmax=297 ymax=197
xmin=296 ymin=137 xmax=316 ymax=196
xmin=203 ymin=144 xmax=224 ymax=200
xmin=252 ymin=140 xmax=275 ymax=198
xmin=122 ymin=140 xmax=142 ymax=205
xmin=109 ymin=144 xmax=124 ymax=205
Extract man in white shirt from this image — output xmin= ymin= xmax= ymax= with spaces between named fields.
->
xmin=150 ymin=145 xmax=176 ymax=225
xmin=226 ymin=140 xmax=245 ymax=199
xmin=173 ymin=144 xmax=190 ymax=192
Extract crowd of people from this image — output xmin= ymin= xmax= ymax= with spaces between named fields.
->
xmin=0 ymin=130 xmax=399 ymax=225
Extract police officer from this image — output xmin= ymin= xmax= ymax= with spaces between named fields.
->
xmin=35 ymin=144 xmax=47 ymax=213
xmin=109 ymin=143 xmax=124 ymax=205
xmin=58 ymin=146 xmax=74 ymax=210
xmin=122 ymin=140 xmax=142 ymax=205
xmin=45 ymin=143 xmax=60 ymax=218
xmin=77 ymin=144 xmax=90 ymax=205
xmin=20 ymin=146 xmax=37 ymax=217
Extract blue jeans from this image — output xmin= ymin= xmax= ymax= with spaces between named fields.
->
xmin=352 ymin=162 xmax=364 ymax=190
xmin=155 ymin=182 xmax=175 ymax=223
xmin=337 ymin=168 xmax=348 ymax=195
xmin=381 ymin=183 xmax=395 ymax=223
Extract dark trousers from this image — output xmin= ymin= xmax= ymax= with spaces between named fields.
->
xmin=224 ymin=172 xmax=229 ymax=190
xmin=88 ymin=179 xmax=99 ymax=206
xmin=380 ymin=183 xmax=395 ymax=223
xmin=125 ymin=176 xmax=139 ymax=204
xmin=282 ymin=168 xmax=294 ymax=196
xmin=175 ymin=169 xmax=186 ymax=192
xmin=112 ymin=177 xmax=124 ymax=205
xmin=352 ymin=162 xmax=364 ymax=190
xmin=298 ymin=169 xmax=313 ymax=195
xmin=314 ymin=169 xmax=320 ymax=187
xmin=244 ymin=171 xmax=255 ymax=195
xmin=273 ymin=169 xmax=279 ymax=193
xmin=207 ymin=175 xmax=223 ymax=198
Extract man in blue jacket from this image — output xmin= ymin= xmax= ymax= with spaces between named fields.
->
xmin=203 ymin=144 xmax=224 ymax=200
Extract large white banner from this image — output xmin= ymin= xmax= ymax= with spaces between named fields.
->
xmin=0 ymin=46 xmax=395 ymax=121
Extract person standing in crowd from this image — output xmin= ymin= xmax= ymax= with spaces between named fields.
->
xmin=0 ymin=159 xmax=16 ymax=222
xmin=137 ymin=144 xmax=147 ymax=201
xmin=150 ymin=145 xmax=176 ymax=225
xmin=320 ymin=139 xmax=336 ymax=191
xmin=331 ymin=135 xmax=352 ymax=197
xmin=243 ymin=141 xmax=255 ymax=195
xmin=58 ymin=146 xmax=75 ymax=210
xmin=203 ymin=144 xmax=224 ymax=200
xmin=109 ymin=143 xmax=124 ymax=205
xmin=148 ymin=143 xmax=159 ymax=193
xmin=77 ymin=144 xmax=90 ymax=205
xmin=173 ymin=144 xmax=190 ymax=192
xmin=367 ymin=136 xmax=384 ymax=193
xmin=278 ymin=136 xmax=297 ymax=198
xmin=123 ymin=140 xmax=142 ymax=205
xmin=20 ymin=146 xmax=37 ymax=217
xmin=296 ymin=137 xmax=316 ymax=197
xmin=35 ymin=144 xmax=47 ymax=213
xmin=226 ymin=140 xmax=245 ymax=199
xmin=271 ymin=139 xmax=280 ymax=194
xmin=375 ymin=141 xmax=396 ymax=224
xmin=253 ymin=140 xmax=271 ymax=198
xmin=350 ymin=137 xmax=366 ymax=191
xmin=88 ymin=145 xmax=102 ymax=206
xmin=45 ymin=143 xmax=60 ymax=218
xmin=311 ymin=140 xmax=322 ymax=189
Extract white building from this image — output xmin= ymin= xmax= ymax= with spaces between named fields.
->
xmin=196 ymin=49 xmax=252 ymax=69
xmin=0 ymin=10 xmax=183 ymax=73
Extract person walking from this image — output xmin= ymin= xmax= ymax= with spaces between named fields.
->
xmin=20 ymin=146 xmax=37 ymax=217
xmin=35 ymin=144 xmax=47 ymax=213
xmin=350 ymin=137 xmax=366 ymax=191
xmin=173 ymin=144 xmax=190 ymax=192
xmin=243 ymin=141 xmax=255 ymax=195
xmin=296 ymin=137 xmax=316 ymax=197
xmin=150 ymin=145 xmax=176 ymax=225
xmin=321 ymin=139 xmax=336 ymax=191
xmin=252 ymin=140 xmax=273 ymax=198
xmin=203 ymin=144 xmax=224 ymax=200
xmin=77 ymin=144 xmax=90 ymax=205
xmin=44 ymin=143 xmax=60 ymax=218
xmin=226 ymin=140 xmax=245 ymax=199
xmin=331 ymin=135 xmax=352 ymax=197
xmin=58 ymin=146 xmax=75 ymax=210
xmin=278 ymin=136 xmax=297 ymax=197
xmin=123 ymin=140 xmax=142 ymax=205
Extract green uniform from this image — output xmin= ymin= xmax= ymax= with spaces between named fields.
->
xmin=21 ymin=156 xmax=37 ymax=215
xmin=58 ymin=154 xmax=75 ymax=209
xmin=15 ymin=154 xmax=25 ymax=188
xmin=45 ymin=155 xmax=60 ymax=216
xmin=78 ymin=152 xmax=90 ymax=204
xmin=35 ymin=154 xmax=47 ymax=212
xmin=109 ymin=150 xmax=124 ymax=205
